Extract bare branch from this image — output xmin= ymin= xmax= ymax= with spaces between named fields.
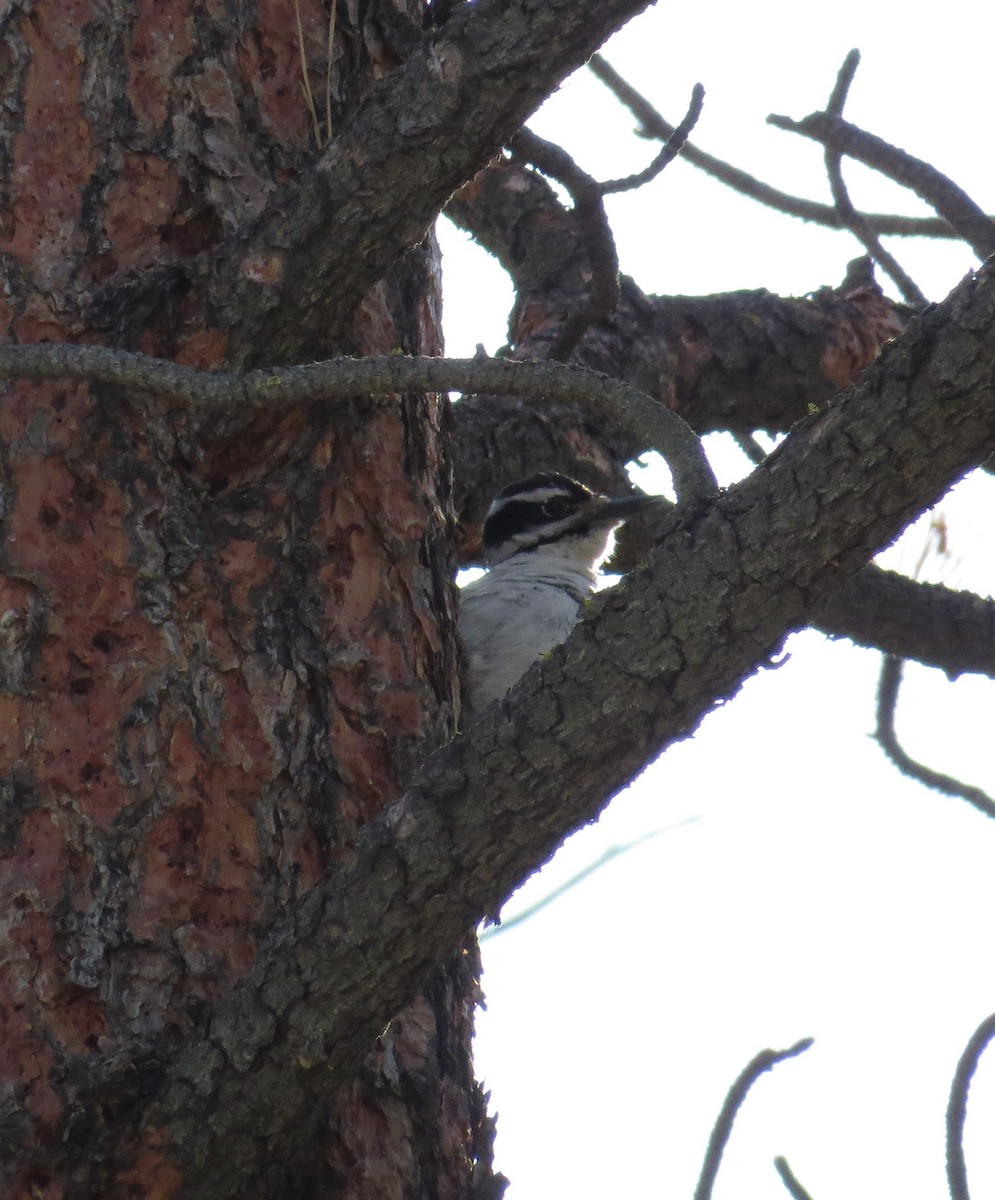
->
xmin=822 ymin=52 xmax=929 ymax=307
xmin=694 ymin=1039 xmax=814 ymax=1200
xmin=814 ymin=566 xmax=995 ymax=681
xmin=0 ymin=345 xmax=717 ymax=506
xmin=947 ymin=1012 xmax=995 ymax=1200
xmin=768 ymin=110 xmax=995 ymax=259
xmin=599 ymin=81 xmax=705 ymax=195
xmin=588 ymin=53 xmax=977 ymax=239
xmin=874 ymin=654 xmax=995 ymax=819
xmin=773 ymin=1156 xmax=815 ymax=1200
xmin=507 ymin=129 xmax=620 ymax=359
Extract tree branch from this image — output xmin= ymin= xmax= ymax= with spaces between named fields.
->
xmin=946 ymin=1012 xmax=995 ymax=1200
xmin=773 ymin=1156 xmax=816 ymax=1200
xmin=874 ymin=654 xmax=995 ymax=819
xmin=588 ymin=53 xmax=987 ymax=240
xmin=814 ymin=566 xmax=995 ymax=681
xmin=507 ymin=128 xmax=621 ymax=360
xmin=694 ymin=1039 xmax=814 ymax=1200
xmin=598 ymin=81 xmax=704 ymax=195
xmin=447 ymin=161 xmax=907 ymax=434
xmin=821 ymin=51 xmax=928 ymax=308
xmin=0 ymin=347 xmax=716 ymax=506
xmin=768 ymin=110 xmax=995 ymax=260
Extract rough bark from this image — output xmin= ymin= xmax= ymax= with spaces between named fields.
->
xmin=0 ymin=1 xmax=513 ymax=1198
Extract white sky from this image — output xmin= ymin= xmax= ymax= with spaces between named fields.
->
xmin=438 ymin=3 xmax=995 ymax=1198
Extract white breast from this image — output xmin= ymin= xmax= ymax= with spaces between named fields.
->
xmin=458 ymin=551 xmax=598 ymax=716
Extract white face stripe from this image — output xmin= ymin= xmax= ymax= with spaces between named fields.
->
xmin=487 ymin=483 xmax=592 ymax=516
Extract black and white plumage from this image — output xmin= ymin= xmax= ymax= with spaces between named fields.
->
xmin=458 ymin=473 xmax=659 ymax=718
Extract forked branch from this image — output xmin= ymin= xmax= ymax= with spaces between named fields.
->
xmin=694 ymin=1038 xmax=814 ymax=1200
xmin=768 ymin=109 xmax=995 ymax=260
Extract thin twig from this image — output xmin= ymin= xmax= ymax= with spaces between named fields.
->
xmin=293 ymin=0 xmax=323 ymax=147
xmin=599 ymin=82 xmax=705 ymax=195
xmin=479 ymin=818 xmax=700 ymax=940
xmin=588 ymin=53 xmax=979 ymax=240
xmin=508 ymin=128 xmax=619 ymax=360
xmin=822 ymin=51 xmax=928 ymax=308
xmin=768 ymin=110 xmax=995 ymax=260
xmin=694 ymin=1038 xmax=814 ymax=1200
xmin=946 ymin=1012 xmax=995 ymax=1200
xmin=874 ymin=654 xmax=995 ymax=819
xmin=325 ymin=0 xmax=338 ymax=143
xmin=773 ymin=1156 xmax=815 ymax=1200
xmin=0 ymin=344 xmax=718 ymax=505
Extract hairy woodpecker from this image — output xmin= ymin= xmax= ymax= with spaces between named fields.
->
xmin=458 ymin=472 xmax=659 ymax=718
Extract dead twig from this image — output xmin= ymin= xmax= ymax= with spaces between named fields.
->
xmin=874 ymin=654 xmax=995 ymax=820
xmin=293 ymin=0 xmax=323 ymax=147
xmin=768 ymin=109 xmax=995 ymax=260
xmin=694 ymin=1038 xmax=814 ymax=1200
xmin=773 ymin=1156 xmax=815 ymax=1200
xmin=589 ymin=53 xmax=991 ymax=240
xmin=599 ymin=81 xmax=704 ymax=194
xmin=822 ymin=51 xmax=928 ymax=308
xmin=325 ymin=0 xmax=338 ymax=143
xmin=946 ymin=1012 xmax=995 ymax=1200
xmin=480 ymin=818 xmax=699 ymax=939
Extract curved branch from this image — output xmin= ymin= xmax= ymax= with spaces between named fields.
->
xmin=694 ymin=1039 xmax=814 ymax=1200
xmin=768 ymin=110 xmax=995 ymax=260
xmin=599 ymin=81 xmax=705 ymax=195
xmin=0 ymin=346 xmax=717 ymax=506
xmin=874 ymin=654 xmax=995 ymax=819
xmin=507 ymin=129 xmax=620 ymax=360
xmin=946 ymin=1012 xmax=995 ymax=1200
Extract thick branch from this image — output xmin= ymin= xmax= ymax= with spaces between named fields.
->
xmin=207 ymin=0 xmax=655 ymax=365
xmin=814 ymin=566 xmax=995 ymax=680
xmin=128 ymin=259 xmax=995 ymax=1196
xmin=447 ymin=161 xmax=907 ymax=433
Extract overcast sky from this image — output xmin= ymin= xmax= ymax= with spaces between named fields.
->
xmin=439 ymin=4 xmax=995 ymax=1199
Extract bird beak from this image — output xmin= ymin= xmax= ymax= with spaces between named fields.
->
xmin=586 ymin=491 xmax=665 ymax=526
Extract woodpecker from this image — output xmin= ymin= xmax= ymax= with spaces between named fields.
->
xmin=458 ymin=472 xmax=659 ymax=719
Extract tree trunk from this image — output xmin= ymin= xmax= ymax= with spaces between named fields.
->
xmin=0 ymin=2 xmax=487 ymax=1196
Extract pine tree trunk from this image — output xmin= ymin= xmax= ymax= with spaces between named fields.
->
xmin=0 ymin=2 xmax=488 ymax=1195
